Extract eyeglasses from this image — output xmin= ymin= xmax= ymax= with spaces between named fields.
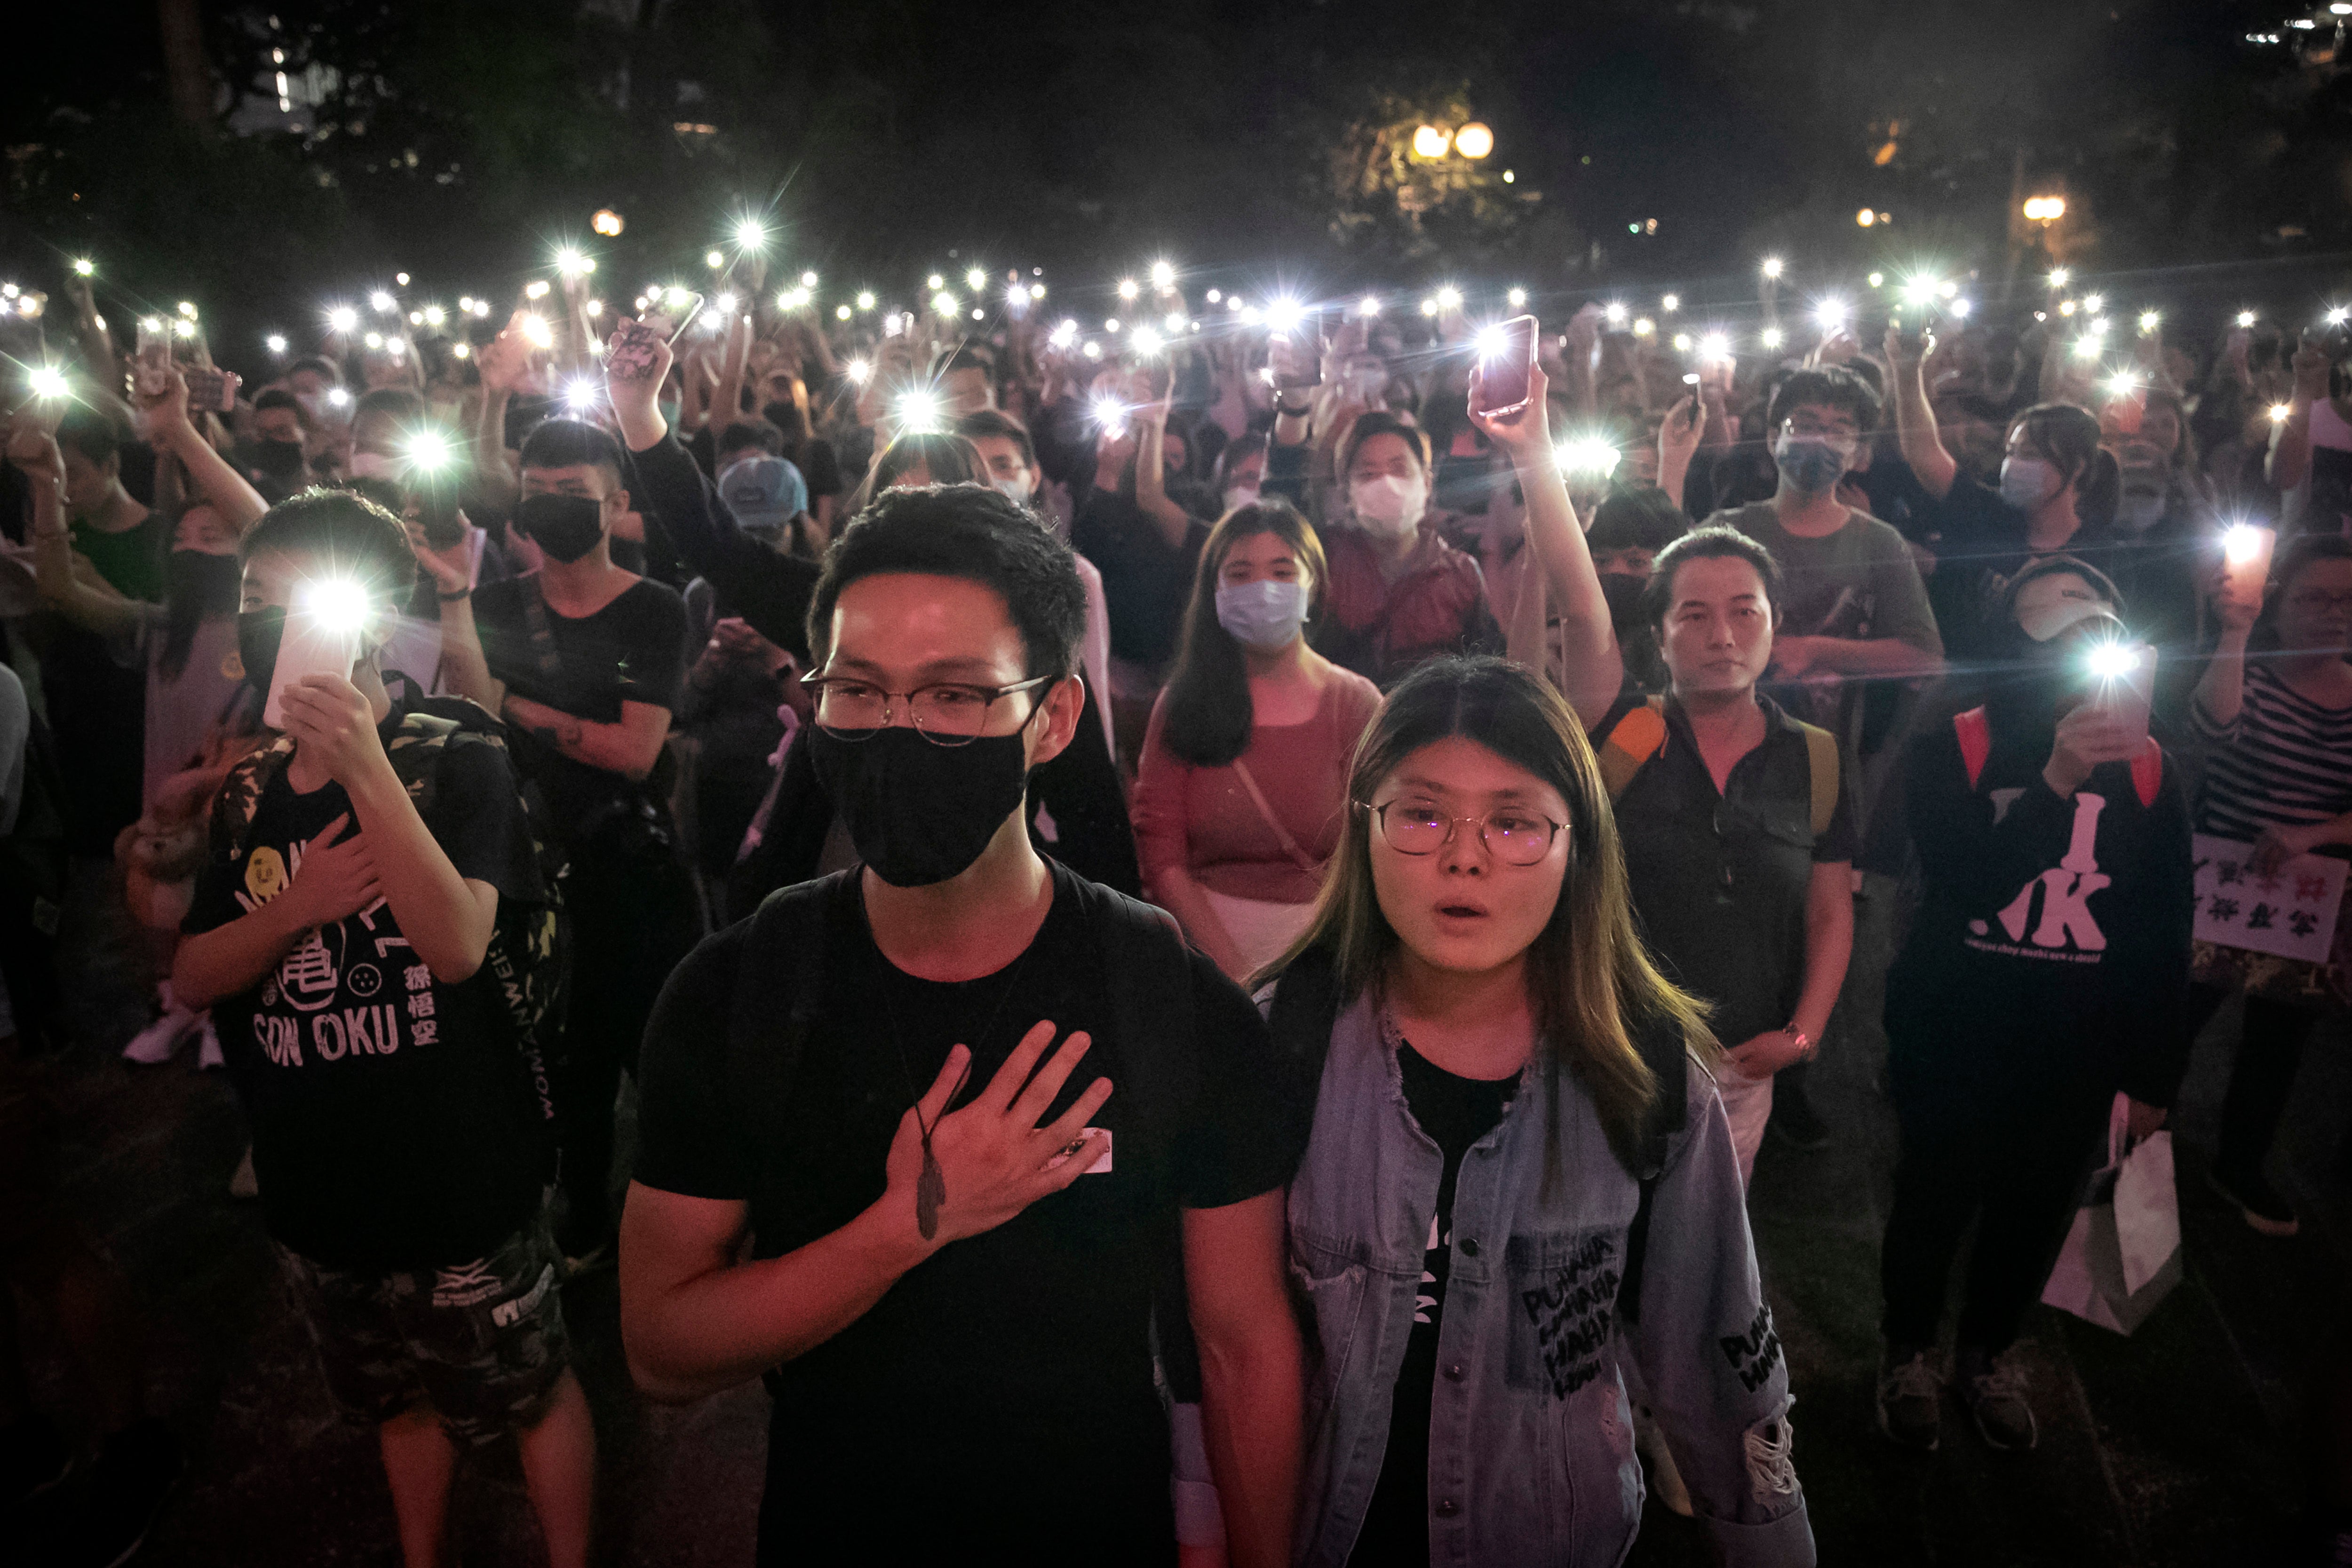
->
xmin=1780 ymin=417 xmax=1859 ymax=450
xmin=1363 ymin=800 xmax=1567 ymax=867
xmin=803 ymin=673 xmax=1054 ymax=745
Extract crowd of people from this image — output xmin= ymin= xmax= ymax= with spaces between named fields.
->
xmin=1 ymin=236 xmax=2350 ymax=1567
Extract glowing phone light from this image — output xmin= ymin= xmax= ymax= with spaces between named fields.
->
xmin=966 ymin=267 xmax=987 ymax=293
xmin=2224 ymin=523 xmax=2274 ymax=565
xmin=265 ymin=333 xmax=288 ymax=355
xmin=72 ymin=259 xmax=94 ymax=277
xmin=1117 ymin=278 xmax=1140 ymax=302
xmin=2236 ymin=310 xmax=2257 ymax=328
xmin=370 ymin=291 xmax=396 ymax=313
xmin=518 ymin=314 xmax=553 ymax=349
xmin=1150 ymin=261 xmax=1176 ymax=290
xmin=895 ymin=391 xmax=943 ymax=435
xmin=1604 ymin=301 xmax=1628 ymax=325
xmin=327 ymin=306 xmax=358 ymax=333
xmin=1091 ymin=394 xmax=1126 ymax=431
xmin=2083 ymin=641 xmax=2142 ymax=681
xmin=1661 ymin=293 xmax=1680 ymax=313
xmin=1761 ymin=326 xmax=1785 ymax=349
xmin=1507 ymin=287 xmax=1528 ymax=308
xmin=734 ymin=219 xmax=767 ymax=252
xmin=1359 ymin=295 xmax=1382 ymax=317
xmin=2270 ymin=403 xmax=2293 ymax=423
xmin=524 ymin=280 xmax=551 ymax=301
xmin=28 ymin=365 xmax=70 ymax=399
xmin=300 ymin=578 xmax=373 ymax=634
xmin=405 ymin=430 xmax=454 ymax=472
xmin=1437 ymin=285 xmax=1464 ymax=311
xmin=846 ymin=358 xmax=871 ymax=384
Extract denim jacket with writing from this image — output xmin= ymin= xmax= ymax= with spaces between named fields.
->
xmin=1286 ymin=995 xmax=1815 ymax=1568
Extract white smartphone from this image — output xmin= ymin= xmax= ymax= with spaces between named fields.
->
xmin=2092 ymin=641 xmax=2157 ymax=749
xmin=264 ymin=598 xmax=367 ymax=731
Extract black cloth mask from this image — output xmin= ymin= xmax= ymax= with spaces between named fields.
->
xmin=1598 ymin=572 xmax=1648 ymax=639
xmin=241 ymin=439 xmax=308 ymax=487
xmin=169 ymin=549 xmax=243 ymax=619
xmin=809 ymin=722 xmax=1036 ymax=887
xmin=236 ymin=606 xmax=286 ymax=694
xmin=514 ymin=493 xmax=605 ymax=564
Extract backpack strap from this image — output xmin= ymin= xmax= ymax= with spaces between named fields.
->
xmin=2130 ymin=739 xmax=2163 ymax=809
xmin=726 ymin=873 xmax=851 ymax=1175
xmin=1613 ymin=1014 xmax=1695 ymax=1331
xmin=1954 ymin=706 xmax=1992 ymax=791
xmin=1796 ymin=719 xmax=1840 ymax=838
xmin=1595 ymin=695 xmax=1669 ymax=801
xmin=209 ymin=735 xmax=295 ymax=865
xmin=519 ymin=573 xmax=569 ymax=691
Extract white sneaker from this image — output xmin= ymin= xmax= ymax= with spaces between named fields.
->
xmin=122 ymin=1009 xmax=199 ymax=1065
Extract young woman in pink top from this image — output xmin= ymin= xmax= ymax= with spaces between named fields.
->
xmin=1133 ymin=501 xmax=1382 ymax=981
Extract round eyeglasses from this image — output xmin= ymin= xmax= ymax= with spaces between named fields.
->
xmin=1363 ymin=800 xmax=1567 ymax=867
xmin=802 ymin=673 xmax=1053 ymax=746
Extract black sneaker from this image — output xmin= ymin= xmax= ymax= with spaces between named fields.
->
xmin=0 ymin=1413 xmax=73 ymax=1508
xmin=1955 ymin=1345 xmax=2037 ymax=1451
xmin=1766 ymin=1078 xmax=1832 ymax=1153
xmin=63 ymin=1418 xmax=179 ymax=1568
xmin=2209 ymin=1166 xmax=2299 ymax=1238
xmin=1875 ymin=1347 xmax=1942 ymax=1451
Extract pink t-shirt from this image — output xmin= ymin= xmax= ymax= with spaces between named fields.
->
xmin=1132 ymin=671 xmax=1383 ymax=904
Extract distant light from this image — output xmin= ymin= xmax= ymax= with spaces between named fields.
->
xmin=1502 ymin=169 xmax=1515 ymax=183
xmin=1507 ymin=287 xmax=1528 ymax=308
xmin=2059 ymin=300 xmax=2079 ymax=317
xmin=2022 ymin=195 xmax=2066 ymax=222
xmin=856 ymin=290 xmax=876 ymax=310
xmin=72 ymin=259 xmax=94 ymax=277
xmin=1050 ymin=320 xmax=1079 ymax=348
xmin=1359 ymin=295 xmax=1382 ymax=317
xmin=364 ymin=331 xmax=384 ymax=349
xmin=932 ymin=292 xmax=959 ymax=317
xmin=556 ymin=248 xmax=591 ymax=277
xmin=1226 ymin=295 xmax=1244 ymax=312
xmin=2049 ymin=269 xmax=2071 ymax=289
xmin=1029 ymin=283 xmax=1046 ymax=300
xmin=1761 ymin=326 xmax=1785 ymax=349
xmin=1761 ymin=256 xmax=1784 ymax=279
xmin=1661 ymin=293 xmax=1680 ymax=313
xmin=2083 ymin=292 xmax=2106 ymax=312
xmin=1437 ymin=285 xmax=1463 ymax=310
xmin=846 ymin=358 xmax=871 ymax=384
xmin=2071 ymin=335 xmax=2104 ymax=360
xmin=524 ymin=279 xmax=551 ymax=300
xmin=1454 ymin=122 xmax=1494 ymax=159
xmin=1815 ymin=298 xmax=1849 ymax=328
xmin=327 ymin=305 xmax=358 ymax=333
xmin=2271 ymin=403 xmax=2292 ymax=423
xmin=370 ymin=291 xmax=395 ymax=313
xmin=326 ymin=387 xmax=351 ymax=408
xmin=1117 ymin=278 xmax=1140 ymax=301
xmin=895 ymin=391 xmax=943 ymax=435
xmin=1856 ymin=208 xmax=1877 ymax=227
xmin=1265 ymin=298 xmax=1304 ymax=334
xmin=1150 ymin=260 xmax=1176 ymax=290
xmin=452 ymin=342 xmax=470 ymax=359
xmin=2138 ymin=309 xmax=2161 ymax=335
xmin=1206 ymin=289 xmax=1223 ymax=304
xmin=1867 ymin=272 xmax=1885 ymax=288
xmin=1604 ymin=301 xmax=1628 ymax=325
xmin=966 ymin=267 xmax=987 ymax=293
xmin=926 ymin=273 xmax=945 ymax=292
xmin=518 ymin=313 xmax=552 ymax=349
xmin=458 ymin=296 xmax=476 ymax=311
xmin=2331 ymin=306 xmax=2351 ymax=326
xmin=838 ymin=304 xmax=854 ymax=320
xmin=1081 ymin=341 xmax=1103 ymax=359
xmin=1671 ymin=333 xmax=1693 ymax=352
xmin=970 ymin=308 xmax=984 ymax=321
xmin=2236 ymin=310 xmax=2257 ymax=328
xmin=395 ymin=272 xmax=410 ymax=287
xmin=2107 ymin=370 xmax=2140 ymax=398
xmin=404 ymin=430 xmax=453 ymax=472
xmin=1632 ymin=317 xmax=1656 ymax=337
xmin=1131 ymin=327 xmax=1165 ymax=356
xmin=423 ymin=305 xmax=445 ymax=327
xmin=1412 ymin=125 xmax=1451 ymax=158
xmin=28 ymin=365 xmax=69 ymax=399
xmin=1105 ymin=318 xmax=1122 ymax=333
xmin=714 ymin=291 xmax=738 ymax=313
xmin=734 ymin=219 xmax=768 ymax=252
xmin=1162 ymin=311 xmax=1185 ymax=333
xmin=1699 ymin=331 xmax=1730 ymax=361
xmin=265 ymin=333 xmax=288 ymax=354
xmin=592 ymin=208 xmax=625 ymax=237
xmin=801 ymin=270 xmax=819 ymax=288
xmin=1950 ymin=298 xmax=1973 ymax=318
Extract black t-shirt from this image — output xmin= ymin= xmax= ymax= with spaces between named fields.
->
xmin=1352 ymin=1038 xmax=1514 ymax=1568
xmin=785 ymin=435 xmax=843 ymax=501
xmin=633 ymin=861 xmax=1302 ymax=1562
xmin=1071 ymin=491 xmax=1208 ymax=669
xmin=471 ymin=574 xmax=688 ymax=832
xmin=183 ymin=711 xmax=549 ymax=1270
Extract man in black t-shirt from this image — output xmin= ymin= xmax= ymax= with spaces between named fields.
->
xmin=175 ymin=491 xmax=593 ymax=1567
xmin=437 ymin=417 xmax=698 ymax=1264
xmin=618 ymin=481 xmax=1305 ymax=1567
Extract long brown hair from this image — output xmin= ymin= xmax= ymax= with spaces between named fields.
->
xmin=1160 ymin=500 xmax=1327 ymax=767
xmin=1262 ymin=657 xmax=1714 ymax=1171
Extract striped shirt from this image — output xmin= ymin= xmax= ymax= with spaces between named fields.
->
xmin=2191 ymin=661 xmax=2352 ymax=841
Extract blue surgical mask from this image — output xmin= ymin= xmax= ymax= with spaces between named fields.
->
xmin=1215 ymin=579 xmax=1311 ymax=650
xmin=1999 ymin=456 xmax=2060 ymax=510
xmin=1773 ymin=432 xmax=1848 ymax=495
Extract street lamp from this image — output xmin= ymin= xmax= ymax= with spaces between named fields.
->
xmin=1454 ymin=122 xmax=1494 ymax=159
xmin=592 ymin=209 xmax=625 ymax=237
xmin=1412 ymin=125 xmax=1451 ymax=158
xmin=2022 ymin=195 xmax=2067 ymax=223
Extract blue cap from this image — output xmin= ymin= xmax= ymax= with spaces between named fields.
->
xmin=718 ymin=454 xmax=808 ymax=535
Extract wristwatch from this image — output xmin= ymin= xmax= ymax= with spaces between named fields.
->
xmin=437 ymin=585 xmax=472 ymax=602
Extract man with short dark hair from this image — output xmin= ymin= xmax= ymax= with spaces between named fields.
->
xmin=620 ymin=483 xmax=1305 ymax=1567
xmin=436 ymin=418 xmax=696 ymax=1265
xmin=933 ymin=348 xmax=996 ymax=416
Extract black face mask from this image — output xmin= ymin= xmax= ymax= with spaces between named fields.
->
xmin=1598 ymin=572 xmax=1649 ymax=638
xmin=169 ymin=550 xmax=242 ymax=618
xmin=236 ymin=606 xmax=286 ymax=693
xmin=514 ymin=493 xmax=605 ymax=563
xmin=809 ymin=722 xmax=1036 ymax=887
xmin=242 ymin=439 xmax=307 ymax=485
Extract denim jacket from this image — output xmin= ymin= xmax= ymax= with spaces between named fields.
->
xmin=1287 ymin=994 xmax=1815 ymax=1568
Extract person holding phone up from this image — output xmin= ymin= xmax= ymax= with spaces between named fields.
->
xmin=1874 ymin=558 xmax=2190 ymax=1456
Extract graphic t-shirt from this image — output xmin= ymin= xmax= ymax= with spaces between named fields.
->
xmin=633 ymin=861 xmax=1303 ymax=1564
xmin=1351 ymin=1035 xmax=1515 ymax=1568
xmin=183 ymin=711 xmax=550 ymax=1270
xmin=471 ymin=574 xmax=688 ymax=834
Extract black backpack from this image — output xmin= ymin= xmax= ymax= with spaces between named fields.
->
xmin=720 ymin=870 xmax=1208 ymax=1398
xmin=1263 ymin=943 xmax=1693 ymax=1326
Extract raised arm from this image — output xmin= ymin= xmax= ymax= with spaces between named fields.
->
xmin=11 ymin=427 xmax=141 ymax=638
xmin=1468 ymin=359 xmax=1622 ymax=727
xmin=1131 ymin=385 xmax=1195 ymax=551
xmin=2267 ymin=337 xmax=2330 ymax=493
xmin=1883 ymin=327 xmax=1957 ymax=501
xmin=143 ymin=366 xmax=268 ymax=532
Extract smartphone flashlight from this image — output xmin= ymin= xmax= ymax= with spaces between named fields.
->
xmin=1090 ymin=394 xmax=1126 ymax=432
xmin=265 ymin=579 xmax=372 ymax=730
xmin=519 ymin=314 xmax=553 ymax=349
xmin=895 ymin=391 xmax=943 ymax=435
xmin=2084 ymin=639 xmax=2156 ymax=745
xmin=404 ymin=430 xmax=454 ymax=474
xmin=1604 ymin=302 xmax=1629 ymax=325
xmin=28 ymin=365 xmax=69 ymax=399
xmin=1129 ymin=327 xmax=1165 ymax=356
xmin=1562 ymin=436 xmax=1620 ymax=476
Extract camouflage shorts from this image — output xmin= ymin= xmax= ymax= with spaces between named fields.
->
xmin=278 ymin=1213 xmax=572 ymax=1447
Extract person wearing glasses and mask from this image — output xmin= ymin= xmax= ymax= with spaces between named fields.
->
xmin=620 ymin=484 xmax=1307 ymax=1568
xmin=1260 ymin=657 xmax=1813 ymax=1568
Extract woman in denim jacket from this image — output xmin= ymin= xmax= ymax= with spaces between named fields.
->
xmin=1259 ymin=657 xmax=1815 ymax=1568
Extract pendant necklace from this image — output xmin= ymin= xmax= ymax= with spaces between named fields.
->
xmin=877 ymin=933 xmax=1040 ymax=1241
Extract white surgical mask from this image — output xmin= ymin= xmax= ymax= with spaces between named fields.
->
xmin=1351 ymin=473 xmax=1428 ymax=538
xmin=1998 ymin=456 xmax=2060 ymax=511
xmin=992 ymin=475 xmax=1033 ymax=505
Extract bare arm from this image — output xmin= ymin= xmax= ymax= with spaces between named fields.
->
xmin=1883 ymin=328 xmax=1957 ymax=501
xmin=1154 ymin=863 xmax=1250 ymax=982
xmin=1775 ymin=633 xmax=1942 ymax=681
xmin=1656 ymin=395 xmax=1702 ymax=512
xmin=500 ymin=694 xmax=672 ymax=782
xmin=144 ymin=367 xmax=268 ymax=531
xmin=1503 ymin=546 xmax=1549 ymax=678
xmin=2192 ymin=574 xmax=2264 ymax=729
xmin=1183 ymin=1192 xmax=1303 ymax=1568
xmin=2268 ymin=341 xmax=2329 ymax=492
xmin=1793 ymin=860 xmax=1854 ymax=1045
xmin=1132 ymin=396 xmax=1193 ymax=552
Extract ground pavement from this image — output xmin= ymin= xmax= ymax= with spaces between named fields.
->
xmin=9 ymin=865 xmax=2349 ymax=1567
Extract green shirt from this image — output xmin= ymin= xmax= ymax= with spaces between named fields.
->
xmin=1707 ymin=500 xmax=1943 ymax=658
xmin=71 ymin=508 xmax=170 ymax=602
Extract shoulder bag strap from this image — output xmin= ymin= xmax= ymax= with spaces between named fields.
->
xmin=1228 ymin=757 xmax=1321 ymax=875
xmin=519 ymin=573 xmax=568 ymax=689
xmin=1954 ymin=706 xmax=1992 ymax=791
xmin=1796 ymin=720 xmax=1841 ymax=838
